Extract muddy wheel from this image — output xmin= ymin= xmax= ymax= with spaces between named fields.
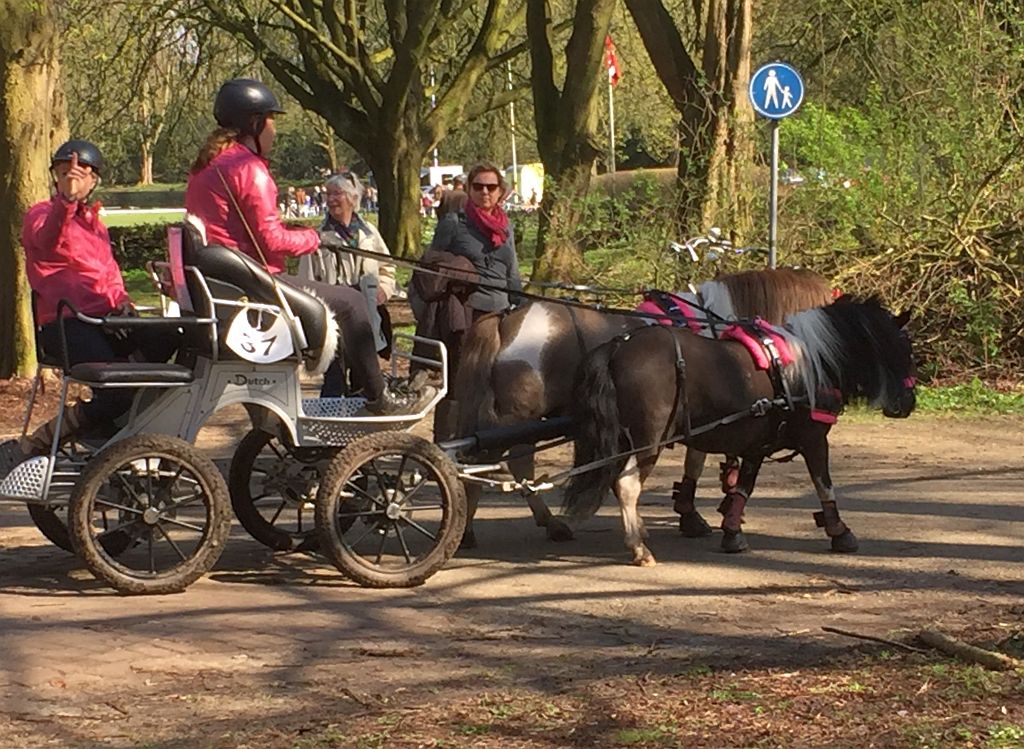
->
xmin=27 ymin=503 xmax=75 ymax=552
xmin=69 ymin=435 xmax=231 ymax=595
xmin=28 ymin=503 xmax=133 ymax=557
xmin=315 ymin=432 xmax=466 ymax=588
xmin=24 ymin=441 xmax=126 ymax=554
xmin=229 ymin=429 xmax=336 ymax=552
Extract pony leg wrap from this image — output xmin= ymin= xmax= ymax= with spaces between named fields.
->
xmin=813 ymin=501 xmax=849 ymax=537
xmin=719 ymin=459 xmax=740 ymax=493
xmin=718 ymin=490 xmax=748 ymax=533
xmin=672 ymin=478 xmax=698 ymax=515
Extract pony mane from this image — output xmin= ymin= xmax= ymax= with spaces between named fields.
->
xmin=784 ymin=297 xmax=907 ymax=408
xmin=712 ymin=267 xmax=834 ymax=324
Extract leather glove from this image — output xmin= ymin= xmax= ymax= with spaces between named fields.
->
xmin=318 ymin=229 xmax=352 ymax=252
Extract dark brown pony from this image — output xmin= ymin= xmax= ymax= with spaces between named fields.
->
xmin=559 ymin=297 xmax=916 ymax=565
xmin=452 ymin=268 xmax=835 ymax=546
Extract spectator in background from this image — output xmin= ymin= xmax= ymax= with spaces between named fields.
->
xmin=435 ymin=174 xmax=468 ymax=220
xmin=299 ymin=172 xmax=398 ymax=395
xmin=412 ymin=162 xmax=521 ymax=438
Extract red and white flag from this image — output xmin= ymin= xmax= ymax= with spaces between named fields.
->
xmin=604 ymin=35 xmax=621 ymax=87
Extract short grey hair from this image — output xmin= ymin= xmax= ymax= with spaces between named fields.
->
xmin=325 ymin=171 xmax=364 ymax=205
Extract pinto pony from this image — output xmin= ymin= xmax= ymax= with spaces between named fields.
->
xmin=559 ymin=298 xmax=916 ymax=566
xmin=452 ymin=268 xmax=835 ymax=547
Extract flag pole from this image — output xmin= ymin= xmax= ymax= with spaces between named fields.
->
xmin=607 ymin=74 xmax=616 ymax=173
xmin=429 ymin=65 xmax=439 ymax=168
xmin=507 ymin=61 xmax=519 ymax=196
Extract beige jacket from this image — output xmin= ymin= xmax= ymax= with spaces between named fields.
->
xmin=298 ymin=215 xmax=398 ymax=301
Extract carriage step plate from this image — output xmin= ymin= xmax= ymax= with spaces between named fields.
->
xmin=0 ymin=456 xmax=52 ymax=502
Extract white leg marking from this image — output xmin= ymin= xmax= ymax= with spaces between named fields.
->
xmin=614 ymin=456 xmax=656 ymax=566
xmin=811 ymin=478 xmax=835 ymax=503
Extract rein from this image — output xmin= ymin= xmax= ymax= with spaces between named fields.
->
xmin=321 ymin=241 xmax=730 ymax=327
xmin=540 ymin=394 xmax=804 ymax=489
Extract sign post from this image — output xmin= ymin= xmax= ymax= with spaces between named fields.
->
xmin=748 ymin=62 xmax=804 ymax=269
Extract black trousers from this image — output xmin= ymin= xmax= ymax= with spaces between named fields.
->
xmin=38 ymin=319 xmax=179 ymax=432
xmin=279 ymin=274 xmax=385 ymax=400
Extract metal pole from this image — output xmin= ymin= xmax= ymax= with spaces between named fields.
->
xmin=430 ymin=66 xmax=439 ymax=168
xmin=507 ymin=61 xmax=518 ymax=195
xmin=768 ymin=119 xmax=779 ymax=269
xmin=607 ymin=77 xmax=616 ymax=173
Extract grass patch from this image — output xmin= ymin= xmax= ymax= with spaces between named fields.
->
xmin=103 ymin=210 xmax=185 ymax=227
xmin=613 ymin=726 xmax=677 ymax=745
xmin=915 ymin=379 xmax=1024 ymax=414
xmin=122 ymin=268 xmax=162 ymax=310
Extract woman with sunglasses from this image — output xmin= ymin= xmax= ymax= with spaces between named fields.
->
xmin=413 ymin=162 xmax=521 ymax=437
xmin=425 ymin=161 xmax=521 ymax=320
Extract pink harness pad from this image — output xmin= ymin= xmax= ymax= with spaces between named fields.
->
xmin=635 ymin=293 xmax=703 ymax=333
xmin=721 ymin=318 xmax=795 ymax=370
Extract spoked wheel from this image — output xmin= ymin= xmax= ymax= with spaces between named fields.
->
xmin=68 ymin=435 xmax=231 ymax=594
xmin=229 ymin=429 xmax=337 ymax=552
xmin=27 ymin=441 xmax=131 ymax=555
xmin=315 ymin=432 xmax=466 ymax=588
xmin=28 ymin=503 xmax=133 ymax=557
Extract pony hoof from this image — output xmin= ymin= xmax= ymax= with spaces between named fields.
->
xmin=720 ymin=531 xmax=749 ymax=554
xmin=459 ymin=529 xmax=478 ymax=550
xmin=830 ymin=530 xmax=859 ymax=553
xmin=633 ymin=552 xmax=657 ymax=567
xmin=679 ymin=510 xmax=713 ymax=538
xmin=546 ymin=519 xmax=574 ymax=542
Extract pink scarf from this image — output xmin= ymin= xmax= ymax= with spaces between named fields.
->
xmin=465 ymin=200 xmax=510 ymax=248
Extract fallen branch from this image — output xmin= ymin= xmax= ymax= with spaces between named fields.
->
xmin=918 ymin=629 xmax=1023 ymax=671
xmin=821 ymin=626 xmax=926 ymax=653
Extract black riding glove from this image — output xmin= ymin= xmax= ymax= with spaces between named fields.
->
xmin=318 ymin=229 xmax=353 ymax=252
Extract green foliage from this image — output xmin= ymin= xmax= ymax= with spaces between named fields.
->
xmin=762 ymin=1 xmax=1024 ymax=380
xmin=915 ymin=380 xmax=1024 ymax=414
xmin=108 ymin=223 xmax=168 ymax=271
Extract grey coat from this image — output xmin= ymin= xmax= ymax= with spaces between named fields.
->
xmin=427 ymin=211 xmax=521 ymax=312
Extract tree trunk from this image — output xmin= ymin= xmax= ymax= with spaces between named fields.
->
xmin=0 ymin=0 xmax=67 ymax=378
xmin=527 ymin=0 xmax=616 ymax=282
xmin=140 ymin=139 xmax=154 ymax=185
xmin=534 ymin=154 xmax=599 ymax=281
xmin=369 ymin=143 xmax=425 ymax=259
xmin=626 ymin=0 xmax=754 ymax=242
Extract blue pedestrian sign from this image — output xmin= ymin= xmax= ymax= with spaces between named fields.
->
xmin=749 ymin=62 xmax=804 ymax=119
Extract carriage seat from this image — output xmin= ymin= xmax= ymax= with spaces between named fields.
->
xmin=179 ymin=231 xmax=338 ymax=373
xmin=69 ymin=361 xmax=194 ymax=386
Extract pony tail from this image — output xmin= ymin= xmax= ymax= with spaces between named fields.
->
xmin=453 ymin=313 xmax=503 ymax=436
xmin=190 ymin=128 xmax=240 ymax=174
xmin=562 ymin=337 xmax=626 ymax=521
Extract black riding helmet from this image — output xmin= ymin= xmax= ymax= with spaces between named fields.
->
xmin=51 ymin=139 xmax=104 ymax=176
xmin=214 ymin=79 xmax=284 ymax=142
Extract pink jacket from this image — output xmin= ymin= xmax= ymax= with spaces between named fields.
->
xmin=22 ymin=196 xmax=130 ymax=326
xmin=185 ymin=143 xmax=318 ymax=274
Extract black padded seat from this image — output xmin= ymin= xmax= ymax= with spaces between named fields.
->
xmin=181 ymin=239 xmax=332 ymax=364
xmin=68 ymin=362 xmax=195 ymax=385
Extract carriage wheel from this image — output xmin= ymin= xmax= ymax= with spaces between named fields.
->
xmin=27 ymin=439 xmax=131 ymax=556
xmin=229 ymin=429 xmax=337 ymax=552
xmin=27 ymin=503 xmax=75 ymax=552
xmin=69 ymin=435 xmax=231 ymax=595
xmin=314 ymin=432 xmax=466 ymax=588
xmin=28 ymin=503 xmax=133 ymax=557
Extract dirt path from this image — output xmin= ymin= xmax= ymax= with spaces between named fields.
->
xmin=0 ymin=413 xmax=1022 ymax=747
